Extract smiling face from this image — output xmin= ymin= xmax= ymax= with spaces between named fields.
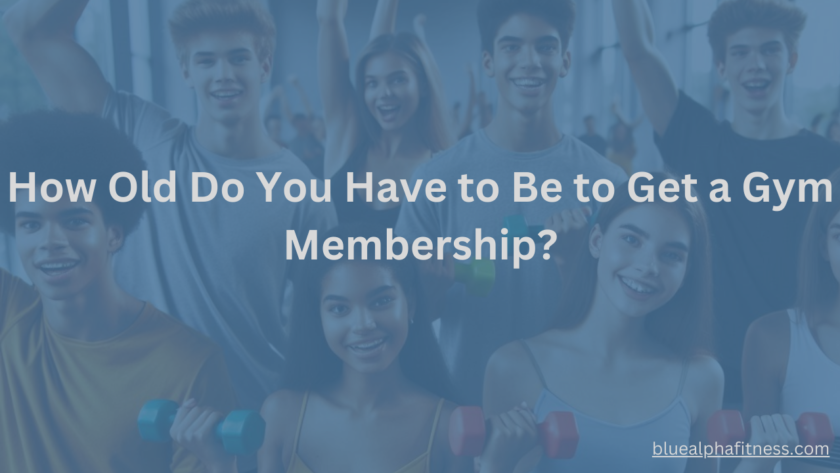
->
xmin=15 ymin=191 xmax=122 ymax=301
xmin=717 ymin=27 xmax=796 ymax=115
xmin=589 ymin=204 xmax=691 ymax=318
xmin=363 ymin=52 xmax=422 ymax=132
xmin=319 ymin=262 xmax=412 ymax=375
xmin=181 ymin=31 xmax=271 ymax=126
xmin=482 ymin=13 xmax=570 ymax=116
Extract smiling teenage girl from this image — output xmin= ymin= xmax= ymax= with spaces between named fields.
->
xmin=612 ymin=0 xmax=840 ymax=406
xmin=257 ymin=224 xmax=470 ymax=473
xmin=317 ymin=0 xmax=453 ymax=228
xmin=482 ymin=175 xmax=795 ymax=473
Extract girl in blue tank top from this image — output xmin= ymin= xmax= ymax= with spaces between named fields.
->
xmin=479 ymin=174 xmax=792 ymax=473
xmin=744 ymin=168 xmax=840 ymax=473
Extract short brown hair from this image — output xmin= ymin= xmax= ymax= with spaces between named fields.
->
xmin=169 ymin=0 xmax=276 ymax=64
xmin=708 ymin=0 xmax=806 ymax=65
xmin=477 ymin=0 xmax=576 ymax=55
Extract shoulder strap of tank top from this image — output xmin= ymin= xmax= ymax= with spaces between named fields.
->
xmin=291 ymin=391 xmax=310 ymax=455
xmin=518 ymin=339 xmax=549 ymax=389
xmin=425 ymin=398 xmax=446 ymax=454
xmin=676 ymin=358 xmax=690 ymax=396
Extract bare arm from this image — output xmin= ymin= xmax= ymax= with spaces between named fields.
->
xmin=611 ymin=101 xmax=644 ymax=130
xmin=369 ymin=0 xmax=399 ymax=41
xmin=482 ymin=343 xmax=544 ymax=473
xmin=736 ymin=315 xmax=794 ymax=473
xmin=611 ymin=0 xmax=678 ymax=136
xmin=257 ymin=392 xmax=294 ymax=473
xmin=316 ymin=0 xmax=360 ymax=177
xmin=413 ymin=14 xmax=427 ymax=45
xmin=684 ymin=356 xmax=724 ymax=473
xmin=741 ymin=313 xmax=787 ymax=421
xmin=4 ymin=0 xmax=111 ymax=113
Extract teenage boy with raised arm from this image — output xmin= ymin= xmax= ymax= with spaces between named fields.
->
xmin=612 ymin=0 xmax=840 ymax=403
xmin=0 ymin=111 xmax=238 ymax=473
xmin=396 ymin=0 xmax=626 ymax=404
xmin=4 ymin=0 xmax=338 ymax=418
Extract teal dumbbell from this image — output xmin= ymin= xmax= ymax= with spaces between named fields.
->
xmin=454 ymin=259 xmax=495 ymax=297
xmin=503 ymin=215 xmax=544 ymax=240
xmin=138 ymin=399 xmax=266 ymax=455
xmin=504 ymin=208 xmax=599 ymax=241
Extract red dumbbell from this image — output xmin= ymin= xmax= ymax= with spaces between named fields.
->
xmin=449 ymin=406 xmax=579 ymax=459
xmin=707 ymin=410 xmax=834 ymax=448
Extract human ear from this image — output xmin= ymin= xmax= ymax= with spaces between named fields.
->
xmin=107 ymin=225 xmax=125 ymax=254
xmin=180 ymin=62 xmax=194 ymax=89
xmin=588 ymin=224 xmax=603 ymax=259
xmin=260 ymin=55 xmax=273 ymax=83
xmin=482 ymin=50 xmax=495 ymax=78
xmin=715 ymin=60 xmax=727 ymax=82
xmin=787 ymin=50 xmax=799 ymax=74
xmin=558 ymin=49 xmax=571 ymax=78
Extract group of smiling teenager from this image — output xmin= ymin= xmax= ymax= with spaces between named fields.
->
xmin=1 ymin=0 xmax=839 ymax=473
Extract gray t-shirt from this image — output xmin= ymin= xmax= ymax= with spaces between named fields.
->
xmin=396 ymin=129 xmax=626 ymax=403
xmin=104 ymin=91 xmax=337 ymax=411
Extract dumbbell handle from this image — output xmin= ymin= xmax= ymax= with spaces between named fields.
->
xmin=161 ymin=414 xmax=233 ymax=442
xmin=709 ymin=411 xmax=834 ymax=447
xmin=450 ymin=407 xmax=577 ymax=459
xmin=486 ymin=415 xmax=576 ymax=459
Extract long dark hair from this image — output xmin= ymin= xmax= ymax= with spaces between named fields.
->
xmin=354 ymin=33 xmax=453 ymax=152
xmin=283 ymin=223 xmax=456 ymax=401
xmin=797 ymin=168 xmax=840 ymax=321
xmin=555 ymin=173 xmax=714 ymax=357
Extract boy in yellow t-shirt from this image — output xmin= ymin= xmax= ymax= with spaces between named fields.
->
xmin=0 ymin=111 xmax=238 ymax=473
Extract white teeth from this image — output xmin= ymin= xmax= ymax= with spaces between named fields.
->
xmin=378 ymin=105 xmax=399 ymax=112
xmin=40 ymin=262 xmax=76 ymax=270
xmin=512 ymin=78 xmax=545 ymax=88
xmin=349 ymin=338 xmax=385 ymax=350
xmin=743 ymin=80 xmax=769 ymax=89
xmin=212 ymin=91 xmax=242 ymax=98
xmin=620 ymin=276 xmax=655 ymax=294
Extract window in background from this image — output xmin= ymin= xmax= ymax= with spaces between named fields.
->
xmin=791 ymin=0 xmax=840 ymax=135
xmin=684 ymin=0 xmax=718 ymax=108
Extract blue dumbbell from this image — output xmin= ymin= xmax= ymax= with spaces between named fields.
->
xmin=138 ymin=399 xmax=265 ymax=455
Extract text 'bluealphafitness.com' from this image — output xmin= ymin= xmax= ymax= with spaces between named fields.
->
xmin=652 ymin=442 xmax=830 ymax=459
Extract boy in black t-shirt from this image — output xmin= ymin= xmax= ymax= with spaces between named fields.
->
xmin=613 ymin=0 xmax=840 ymax=403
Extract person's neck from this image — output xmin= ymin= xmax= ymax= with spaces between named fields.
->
xmin=195 ymin=111 xmax=281 ymax=160
xmin=484 ymin=102 xmax=562 ymax=152
xmin=330 ymin=362 xmax=408 ymax=413
xmin=42 ymin=275 xmax=142 ymax=342
xmin=568 ymin=289 xmax=648 ymax=361
xmin=731 ymin=101 xmax=800 ymax=140
xmin=373 ymin=123 xmax=426 ymax=161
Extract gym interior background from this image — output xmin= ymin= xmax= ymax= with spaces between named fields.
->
xmin=1 ymin=0 xmax=838 ymax=171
